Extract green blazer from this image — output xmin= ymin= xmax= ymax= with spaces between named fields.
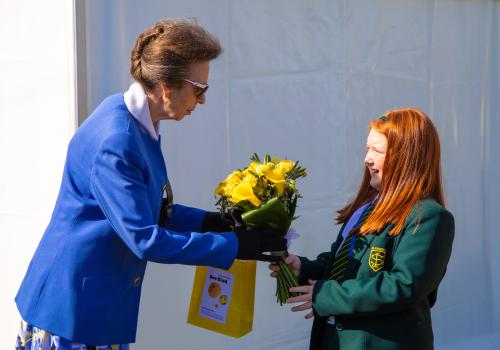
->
xmin=299 ymin=199 xmax=454 ymax=350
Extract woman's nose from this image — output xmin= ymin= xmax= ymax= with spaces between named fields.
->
xmin=197 ymin=94 xmax=206 ymax=104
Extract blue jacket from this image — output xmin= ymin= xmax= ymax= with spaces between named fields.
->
xmin=15 ymin=94 xmax=238 ymax=345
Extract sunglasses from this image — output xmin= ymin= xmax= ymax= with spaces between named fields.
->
xmin=183 ymin=79 xmax=209 ymax=97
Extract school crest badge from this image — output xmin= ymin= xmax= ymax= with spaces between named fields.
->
xmin=369 ymin=246 xmax=386 ymax=272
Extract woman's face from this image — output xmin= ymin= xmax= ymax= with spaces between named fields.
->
xmin=159 ymin=61 xmax=210 ymax=121
xmin=365 ymin=128 xmax=387 ymax=191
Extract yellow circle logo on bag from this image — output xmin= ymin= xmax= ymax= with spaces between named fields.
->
xmin=208 ymin=282 xmax=221 ymax=298
xmin=219 ymin=295 xmax=228 ymax=305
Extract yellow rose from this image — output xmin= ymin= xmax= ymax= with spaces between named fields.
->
xmin=230 ymin=183 xmax=261 ymax=207
xmin=214 ymin=170 xmax=243 ymax=197
xmin=225 ymin=170 xmax=243 ymax=184
xmin=276 ymin=160 xmax=295 ymax=175
xmin=214 ymin=182 xmax=238 ymax=197
xmin=275 ymin=182 xmax=285 ymax=195
xmin=264 ymin=167 xmax=286 ymax=195
xmin=264 ymin=167 xmax=285 ymax=184
xmin=246 ymin=162 xmax=265 ymax=175
xmin=263 ymin=162 xmax=275 ymax=173
xmin=225 ymin=182 xmax=240 ymax=197
xmin=242 ymin=172 xmax=257 ymax=188
xmin=214 ymin=182 xmax=226 ymax=196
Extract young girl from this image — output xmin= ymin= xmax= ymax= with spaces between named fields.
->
xmin=271 ymin=108 xmax=454 ymax=350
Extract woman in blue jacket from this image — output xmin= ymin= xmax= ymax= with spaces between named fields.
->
xmin=15 ymin=19 xmax=285 ymax=350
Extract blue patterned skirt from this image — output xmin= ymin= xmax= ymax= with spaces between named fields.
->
xmin=15 ymin=320 xmax=129 ymax=350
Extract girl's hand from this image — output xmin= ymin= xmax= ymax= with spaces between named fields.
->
xmin=286 ymin=279 xmax=317 ymax=319
xmin=268 ymin=254 xmax=301 ymax=278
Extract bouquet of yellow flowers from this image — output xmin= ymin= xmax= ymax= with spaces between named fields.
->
xmin=214 ymin=153 xmax=307 ymax=305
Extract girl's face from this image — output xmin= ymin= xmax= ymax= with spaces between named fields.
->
xmin=365 ymin=129 xmax=388 ymax=191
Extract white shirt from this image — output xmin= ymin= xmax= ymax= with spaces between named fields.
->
xmin=123 ymin=81 xmax=160 ymax=140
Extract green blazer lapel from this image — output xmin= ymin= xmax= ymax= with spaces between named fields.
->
xmin=347 ymin=234 xmax=378 ymax=277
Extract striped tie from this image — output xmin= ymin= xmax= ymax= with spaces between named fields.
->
xmin=328 ymin=232 xmax=356 ymax=281
xmin=328 ymin=205 xmax=373 ymax=282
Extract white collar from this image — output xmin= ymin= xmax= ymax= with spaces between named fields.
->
xmin=123 ymin=81 xmax=160 ymax=140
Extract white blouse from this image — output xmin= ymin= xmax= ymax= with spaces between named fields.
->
xmin=123 ymin=81 xmax=160 ymax=140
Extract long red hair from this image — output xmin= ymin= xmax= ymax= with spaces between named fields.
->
xmin=336 ymin=107 xmax=445 ymax=236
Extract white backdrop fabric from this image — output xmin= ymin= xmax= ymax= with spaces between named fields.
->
xmin=0 ymin=0 xmax=77 ymax=347
xmin=80 ymin=1 xmax=500 ymax=349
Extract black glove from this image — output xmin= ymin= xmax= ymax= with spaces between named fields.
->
xmin=234 ymin=226 xmax=287 ymax=262
xmin=200 ymin=211 xmax=234 ymax=232
xmin=158 ymin=198 xmax=172 ymax=227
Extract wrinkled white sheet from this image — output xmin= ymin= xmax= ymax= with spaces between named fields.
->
xmin=81 ymin=1 xmax=500 ymax=349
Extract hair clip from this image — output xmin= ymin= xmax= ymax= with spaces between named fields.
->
xmin=378 ymin=115 xmax=388 ymax=122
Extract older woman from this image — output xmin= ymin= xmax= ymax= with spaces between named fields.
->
xmin=15 ymin=19 xmax=285 ymax=349
xmin=271 ymin=108 xmax=454 ymax=350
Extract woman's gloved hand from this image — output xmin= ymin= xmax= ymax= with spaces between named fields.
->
xmin=200 ymin=211 xmax=234 ymax=232
xmin=234 ymin=226 xmax=287 ymax=262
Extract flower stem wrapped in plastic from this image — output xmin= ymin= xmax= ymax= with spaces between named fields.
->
xmin=214 ymin=153 xmax=307 ymax=305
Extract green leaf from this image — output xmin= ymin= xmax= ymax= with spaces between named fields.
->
xmin=250 ymin=152 xmax=261 ymax=163
xmin=241 ymin=197 xmax=292 ymax=230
